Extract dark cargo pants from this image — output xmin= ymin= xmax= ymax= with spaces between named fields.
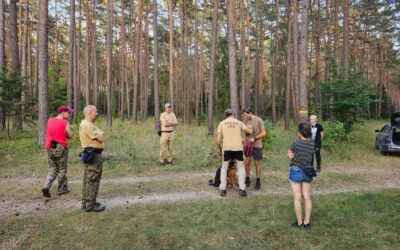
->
xmin=82 ymin=154 xmax=103 ymax=211
xmin=44 ymin=148 xmax=69 ymax=194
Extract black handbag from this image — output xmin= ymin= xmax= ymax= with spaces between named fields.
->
xmin=301 ymin=166 xmax=317 ymax=177
xmin=79 ymin=147 xmax=97 ymax=164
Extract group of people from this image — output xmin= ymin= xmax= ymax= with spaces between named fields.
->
xmin=41 ymin=103 xmax=325 ymax=227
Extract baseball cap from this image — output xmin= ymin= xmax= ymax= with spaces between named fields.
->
xmin=165 ymin=103 xmax=172 ymax=108
xmin=224 ymin=108 xmax=234 ymax=116
xmin=57 ymin=105 xmax=74 ymax=113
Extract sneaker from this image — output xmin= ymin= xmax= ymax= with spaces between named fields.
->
xmin=166 ymin=161 xmax=174 ymax=165
xmin=291 ymin=222 xmax=304 ymax=229
xmin=81 ymin=202 xmax=100 ymax=210
xmin=42 ymin=188 xmax=51 ymax=198
xmin=239 ymin=189 xmax=247 ymax=197
xmin=85 ymin=203 xmax=106 ymax=213
xmin=303 ymin=223 xmax=311 ymax=229
xmin=160 ymin=161 xmax=166 ymax=167
xmin=255 ymin=181 xmax=261 ymax=190
xmin=57 ymin=190 xmax=70 ymax=195
xmin=245 ymin=177 xmax=250 ymax=187
xmin=316 ymin=166 xmax=321 ymax=173
xmin=220 ymin=190 xmax=227 ymax=197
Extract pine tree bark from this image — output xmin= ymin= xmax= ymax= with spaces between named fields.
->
xmin=284 ymin=0 xmax=292 ymax=130
xmin=106 ymin=0 xmax=113 ymax=126
xmin=10 ymin=0 xmax=22 ymax=129
xmin=292 ymin=0 xmax=299 ymax=122
xmin=132 ymin=0 xmax=142 ymax=124
xmin=227 ymin=0 xmax=239 ymax=116
xmin=168 ymin=0 xmax=174 ymax=107
xmin=120 ymin=0 xmax=126 ymax=121
xmin=194 ymin=0 xmax=200 ymax=126
xmin=343 ymin=0 xmax=350 ymax=76
xmin=92 ymin=0 xmax=98 ymax=107
xmin=21 ymin=0 xmax=29 ymax=120
xmin=153 ymin=0 xmax=160 ymax=131
xmin=0 ymin=0 xmax=5 ymax=129
xmin=73 ymin=0 xmax=82 ymax=122
xmin=314 ymin=0 xmax=322 ymax=115
xmin=84 ymin=0 xmax=91 ymax=106
xmin=208 ymin=0 xmax=218 ymax=135
xmin=67 ymin=0 xmax=75 ymax=109
xmin=298 ymin=0 xmax=310 ymax=123
xmin=272 ymin=0 xmax=280 ymax=125
xmin=37 ymin=0 xmax=48 ymax=146
xmin=240 ymin=0 xmax=246 ymax=111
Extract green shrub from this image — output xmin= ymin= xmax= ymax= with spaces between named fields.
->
xmin=262 ymin=119 xmax=276 ymax=150
xmin=323 ymin=121 xmax=353 ymax=158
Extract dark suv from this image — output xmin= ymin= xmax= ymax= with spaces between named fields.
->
xmin=375 ymin=112 xmax=400 ymax=155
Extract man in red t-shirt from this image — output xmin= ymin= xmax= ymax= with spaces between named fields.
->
xmin=42 ymin=105 xmax=73 ymax=198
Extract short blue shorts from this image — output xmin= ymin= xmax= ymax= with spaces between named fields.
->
xmin=288 ymin=165 xmax=313 ymax=183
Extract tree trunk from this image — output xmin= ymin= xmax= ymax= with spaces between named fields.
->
xmin=284 ymin=0 xmax=292 ymax=130
xmin=10 ymin=0 xmax=22 ymax=129
xmin=53 ymin=0 xmax=59 ymax=64
xmin=73 ymin=0 xmax=82 ymax=122
xmin=67 ymin=0 xmax=75 ymax=109
xmin=208 ymin=0 xmax=218 ymax=135
xmin=106 ymin=0 xmax=113 ymax=126
xmin=21 ymin=0 xmax=29 ymax=121
xmin=292 ymin=0 xmax=299 ymax=122
xmin=245 ymin=0 xmax=251 ymax=109
xmin=92 ymin=0 xmax=98 ymax=107
xmin=168 ymin=0 xmax=174 ymax=107
xmin=314 ymin=0 xmax=322 ymax=115
xmin=240 ymin=0 xmax=246 ymax=111
xmin=227 ymin=0 xmax=239 ymax=115
xmin=272 ymin=0 xmax=280 ymax=125
xmin=0 ymin=0 xmax=5 ymax=129
xmin=194 ymin=0 xmax=200 ymax=126
xmin=297 ymin=0 xmax=310 ymax=123
xmin=132 ymin=0 xmax=142 ymax=124
xmin=343 ymin=0 xmax=350 ymax=76
xmin=153 ymin=0 xmax=160 ymax=131
xmin=143 ymin=12 xmax=149 ymax=119
xmin=324 ymin=0 xmax=331 ymax=81
xmin=84 ymin=0 xmax=91 ymax=106
xmin=37 ymin=0 xmax=48 ymax=146
xmin=120 ymin=0 xmax=126 ymax=121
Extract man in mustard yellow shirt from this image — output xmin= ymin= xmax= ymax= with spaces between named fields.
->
xmin=79 ymin=105 xmax=105 ymax=212
xmin=159 ymin=103 xmax=178 ymax=166
xmin=217 ymin=108 xmax=252 ymax=197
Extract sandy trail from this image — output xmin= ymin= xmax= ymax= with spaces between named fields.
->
xmin=1 ymin=167 xmax=400 ymax=218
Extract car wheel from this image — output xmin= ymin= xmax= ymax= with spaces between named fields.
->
xmin=379 ymin=144 xmax=388 ymax=155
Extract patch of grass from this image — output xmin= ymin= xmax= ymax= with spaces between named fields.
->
xmin=0 ymin=118 xmax=398 ymax=179
xmin=1 ymin=190 xmax=399 ymax=249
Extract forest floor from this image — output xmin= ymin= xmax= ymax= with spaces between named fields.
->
xmin=1 ymin=166 xmax=400 ymax=218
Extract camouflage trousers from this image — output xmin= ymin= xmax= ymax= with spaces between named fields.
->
xmin=82 ymin=154 xmax=103 ymax=211
xmin=43 ymin=148 xmax=68 ymax=194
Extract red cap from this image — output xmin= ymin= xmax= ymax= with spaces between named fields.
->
xmin=57 ymin=105 xmax=74 ymax=113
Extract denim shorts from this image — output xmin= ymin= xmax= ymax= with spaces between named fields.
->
xmin=288 ymin=165 xmax=313 ymax=183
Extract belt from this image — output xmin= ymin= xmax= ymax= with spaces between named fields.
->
xmin=161 ymin=131 xmax=174 ymax=133
xmin=84 ymin=147 xmax=103 ymax=154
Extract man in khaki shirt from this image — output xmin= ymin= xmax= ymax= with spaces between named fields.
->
xmin=79 ymin=105 xmax=105 ymax=213
xmin=217 ymin=108 xmax=252 ymax=197
xmin=159 ymin=103 xmax=178 ymax=166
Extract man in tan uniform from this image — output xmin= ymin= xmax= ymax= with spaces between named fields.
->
xmin=217 ymin=108 xmax=252 ymax=197
xmin=79 ymin=105 xmax=105 ymax=212
xmin=159 ymin=103 xmax=178 ymax=166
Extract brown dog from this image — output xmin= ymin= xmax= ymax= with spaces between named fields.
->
xmin=227 ymin=160 xmax=239 ymax=188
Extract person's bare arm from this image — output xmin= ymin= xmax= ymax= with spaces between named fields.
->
xmin=216 ymin=132 xmax=222 ymax=148
xmin=95 ymin=134 xmax=105 ymax=142
xmin=65 ymin=123 xmax=73 ymax=139
xmin=288 ymin=149 xmax=294 ymax=159
xmin=244 ymin=126 xmax=253 ymax=135
xmin=255 ymin=128 xmax=266 ymax=140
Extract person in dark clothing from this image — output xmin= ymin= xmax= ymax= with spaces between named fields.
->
xmin=310 ymin=115 xmax=324 ymax=173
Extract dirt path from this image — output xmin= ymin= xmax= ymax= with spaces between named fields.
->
xmin=1 ymin=167 xmax=400 ymax=218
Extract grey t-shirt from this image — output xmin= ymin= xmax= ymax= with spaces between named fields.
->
xmin=244 ymin=115 xmax=265 ymax=148
xmin=290 ymin=139 xmax=315 ymax=166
